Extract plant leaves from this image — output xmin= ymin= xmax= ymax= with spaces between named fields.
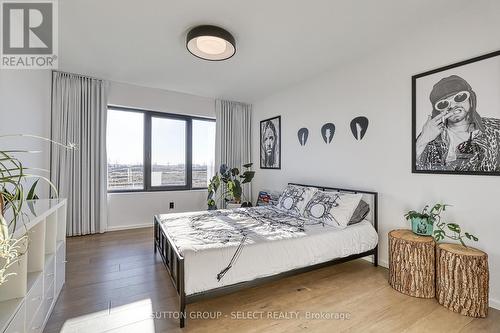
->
xmin=27 ymin=201 xmax=36 ymax=216
xmin=240 ymin=171 xmax=255 ymax=184
xmin=219 ymin=164 xmax=228 ymax=175
xmin=464 ymin=232 xmax=478 ymax=242
xmin=433 ymin=229 xmax=445 ymax=242
xmin=447 ymin=223 xmax=460 ymax=233
xmin=207 ymin=199 xmax=217 ymax=210
xmin=26 ymin=179 xmax=39 ymax=200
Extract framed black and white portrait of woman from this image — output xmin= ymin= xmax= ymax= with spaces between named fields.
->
xmin=260 ymin=116 xmax=281 ymax=169
xmin=412 ymin=50 xmax=500 ymax=176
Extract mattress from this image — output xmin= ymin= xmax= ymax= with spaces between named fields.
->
xmin=157 ymin=206 xmax=378 ymax=295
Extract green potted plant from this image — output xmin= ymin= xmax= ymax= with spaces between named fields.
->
xmin=207 ymin=163 xmax=255 ymax=210
xmin=404 ymin=203 xmax=447 ymax=236
xmin=404 ymin=203 xmax=479 ymax=247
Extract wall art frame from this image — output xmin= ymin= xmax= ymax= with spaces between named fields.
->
xmin=260 ymin=115 xmax=281 ymax=169
xmin=412 ymin=50 xmax=500 ymax=176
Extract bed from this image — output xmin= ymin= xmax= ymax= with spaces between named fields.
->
xmin=153 ymin=183 xmax=378 ymax=328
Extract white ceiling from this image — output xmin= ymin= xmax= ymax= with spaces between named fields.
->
xmin=59 ymin=0 xmax=473 ymax=103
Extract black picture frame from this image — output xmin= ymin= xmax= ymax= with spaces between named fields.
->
xmin=412 ymin=50 xmax=500 ymax=176
xmin=260 ymin=115 xmax=281 ymax=169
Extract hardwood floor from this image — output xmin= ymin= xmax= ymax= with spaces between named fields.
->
xmin=45 ymin=227 xmax=500 ymax=333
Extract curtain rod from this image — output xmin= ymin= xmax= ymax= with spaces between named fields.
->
xmin=51 ymin=69 xmax=104 ymax=81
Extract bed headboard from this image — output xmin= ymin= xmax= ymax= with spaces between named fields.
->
xmin=287 ymin=183 xmax=378 ymax=232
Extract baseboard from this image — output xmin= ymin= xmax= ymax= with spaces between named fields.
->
xmin=361 ymin=255 xmax=388 ymax=268
xmin=106 ymin=222 xmax=152 ymax=232
xmin=489 ymin=298 xmax=500 ymax=310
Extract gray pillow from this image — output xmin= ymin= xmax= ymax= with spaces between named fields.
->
xmin=348 ymin=200 xmax=370 ymax=225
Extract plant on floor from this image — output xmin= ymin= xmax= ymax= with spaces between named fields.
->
xmin=207 ymin=163 xmax=255 ymax=210
xmin=0 ymin=134 xmax=74 ymax=285
xmin=404 ymin=203 xmax=478 ymax=247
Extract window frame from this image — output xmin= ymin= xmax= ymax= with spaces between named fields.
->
xmin=107 ymin=105 xmax=215 ymax=193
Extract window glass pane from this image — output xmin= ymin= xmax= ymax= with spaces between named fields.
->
xmin=192 ymin=119 xmax=216 ymax=188
xmin=151 ymin=117 xmax=186 ymax=186
xmin=107 ymin=109 xmax=144 ymax=190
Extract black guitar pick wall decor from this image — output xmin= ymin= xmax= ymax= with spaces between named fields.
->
xmin=297 ymin=128 xmax=309 ymax=146
xmin=321 ymin=123 xmax=335 ymax=144
xmin=350 ymin=116 xmax=369 ymax=140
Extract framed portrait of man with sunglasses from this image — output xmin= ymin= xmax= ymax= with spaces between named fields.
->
xmin=412 ymin=50 xmax=500 ymax=176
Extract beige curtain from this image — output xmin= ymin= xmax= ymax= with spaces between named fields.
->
xmin=50 ymin=71 xmax=108 ymax=236
xmin=215 ymin=99 xmax=252 ymax=207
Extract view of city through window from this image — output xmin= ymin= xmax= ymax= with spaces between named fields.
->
xmin=107 ymin=108 xmax=215 ymax=191
xmin=192 ymin=119 xmax=216 ymax=187
xmin=151 ymin=117 xmax=187 ymax=187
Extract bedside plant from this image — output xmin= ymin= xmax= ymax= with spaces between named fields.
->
xmin=404 ymin=203 xmax=447 ymax=236
xmin=404 ymin=203 xmax=478 ymax=247
xmin=207 ymin=163 xmax=255 ymax=210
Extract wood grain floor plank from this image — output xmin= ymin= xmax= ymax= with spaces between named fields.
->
xmin=44 ymin=227 xmax=500 ymax=333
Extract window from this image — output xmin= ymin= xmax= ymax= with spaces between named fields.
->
xmin=106 ymin=106 xmax=215 ymax=192
xmin=151 ymin=117 xmax=187 ymax=187
xmin=107 ymin=109 xmax=144 ymax=191
xmin=192 ymin=119 xmax=216 ymax=188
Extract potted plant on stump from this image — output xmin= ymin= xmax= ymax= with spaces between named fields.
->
xmin=403 ymin=203 xmax=448 ymax=236
xmin=403 ymin=203 xmax=487 ymax=318
xmin=207 ymin=163 xmax=255 ymax=210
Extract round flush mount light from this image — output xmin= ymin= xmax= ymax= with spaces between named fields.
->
xmin=186 ymin=25 xmax=236 ymax=61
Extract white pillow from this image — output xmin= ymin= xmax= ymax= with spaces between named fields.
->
xmin=302 ymin=191 xmax=363 ymax=228
xmin=277 ymin=185 xmax=317 ymax=215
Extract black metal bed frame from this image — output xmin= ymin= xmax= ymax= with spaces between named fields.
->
xmin=154 ymin=183 xmax=378 ymax=328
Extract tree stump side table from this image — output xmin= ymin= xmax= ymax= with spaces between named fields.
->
xmin=388 ymin=229 xmax=435 ymax=298
xmin=436 ymin=243 xmax=489 ymax=318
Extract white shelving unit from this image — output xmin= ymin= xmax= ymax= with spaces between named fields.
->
xmin=0 ymin=199 xmax=67 ymax=333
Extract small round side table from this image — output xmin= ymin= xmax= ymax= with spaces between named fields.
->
xmin=388 ymin=229 xmax=435 ymax=298
xmin=436 ymin=243 xmax=489 ymax=318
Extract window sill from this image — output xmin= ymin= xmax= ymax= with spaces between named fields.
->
xmin=107 ymin=188 xmax=207 ymax=195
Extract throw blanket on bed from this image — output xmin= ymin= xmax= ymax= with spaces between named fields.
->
xmin=157 ymin=206 xmax=324 ymax=280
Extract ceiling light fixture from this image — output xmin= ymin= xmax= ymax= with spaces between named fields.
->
xmin=186 ymin=25 xmax=236 ymax=61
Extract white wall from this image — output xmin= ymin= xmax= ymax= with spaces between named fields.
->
xmin=107 ymin=81 xmax=215 ymax=230
xmin=251 ymin=2 xmax=500 ymax=308
xmin=0 ymin=70 xmax=52 ymax=196
xmin=108 ymin=81 xmax=215 ymax=118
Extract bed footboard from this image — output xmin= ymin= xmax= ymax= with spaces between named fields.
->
xmin=154 ymin=216 xmax=186 ymax=328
